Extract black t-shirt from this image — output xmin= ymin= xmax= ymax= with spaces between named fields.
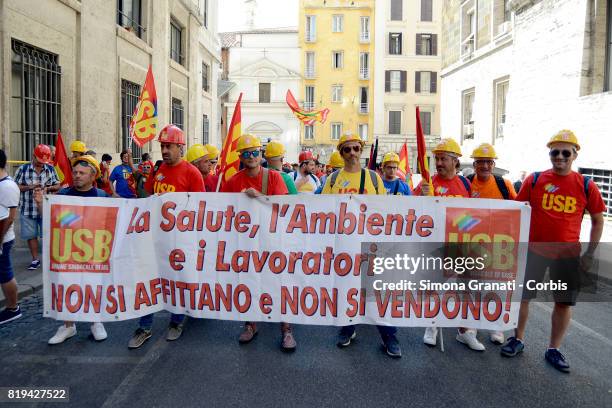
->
xmin=58 ymin=187 xmax=108 ymax=197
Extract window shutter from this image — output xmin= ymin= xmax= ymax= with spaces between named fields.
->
xmin=430 ymin=72 xmax=437 ymax=93
xmin=415 ymin=71 xmax=421 ymax=93
xmin=416 ymin=34 xmax=422 ymax=55
xmin=398 ymin=34 xmax=402 ymax=54
xmin=388 ymin=34 xmax=393 ymax=54
xmin=432 ymin=34 xmax=438 ymax=55
xmin=400 ymin=71 xmax=407 ymax=93
xmin=385 ymin=71 xmax=391 ymax=92
xmin=421 ymin=0 xmax=433 ymax=21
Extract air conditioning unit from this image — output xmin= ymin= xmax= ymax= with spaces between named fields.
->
xmin=497 ymin=21 xmax=511 ymax=37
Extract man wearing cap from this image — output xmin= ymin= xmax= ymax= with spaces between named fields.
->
xmin=47 ymin=155 xmax=109 ymax=344
xmin=264 ymin=141 xmax=298 ymax=194
xmin=14 ymin=145 xmax=60 ymax=270
xmin=192 ymin=144 xmax=220 ymax=192
xmin=69 ymin=141 xmax=87 ymax=160
xmin=321 ymin=133 xmax=402 ymax=358
xmin=467 ymin=143 xmax=516 ymax=346
xmin=186 ymin=143 xmax=210 ymax=181
xmin=315 ymin=151 xmax=344 ymax=194
xmin=415 ymin=138 xmax=485 ymax=351
xmin=292 ymin=151 xmax=321 ymax=193
xmin=381 ymin=152 xmax=412 ymax=196
xmin=128 ymin=125 xmax=205 ymax=350
xmin=221 ymin=134 xmax=294 ymax=350
xmin=501 ymin=130 xmax=606 ymax=373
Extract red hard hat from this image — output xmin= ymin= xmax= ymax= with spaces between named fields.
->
xmin=33 ymin=144 xmax=51 ymax=164
xmin=298 ymin=150 xmax=314 ymax=163
xmin=158 ymin=125 xmax=185 ymax=145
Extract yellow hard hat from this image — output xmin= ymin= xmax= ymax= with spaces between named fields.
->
xmin=204 ymin=144 xmax=219 ymax=160
xmin=337 ymin=132 xmax=365 ymax=151
xmin=382 ymin=152 xmax=400 ymax=165
xmin=471 ymin=143 xmax=498 ymax=159
xmin=70 ymin=140 xmax=87 ymax=153
xmin=236 ymin=133 xmax=262 ymax=152
xmin=186 ymin=144 xmax=209 ymax=163
xmin=264 ymin=140 xmax=285 ymax=159
xmin=71 ymin=154 xmax=101 ymax=179
xmin=432 ymin=138 xmax=462 ymax=157
xmin=547 ymin=129 xmax=580 ymax=151
xmin=329 ymin=151 xmax=344 ymax=168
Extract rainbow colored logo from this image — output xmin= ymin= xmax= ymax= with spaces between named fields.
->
xmin=544 ymin=183 xmax=559 ymax=193
xmin=56 ymin=210 xmax=81 ymax=227
xmin=436 ymin=186 xmax=448 ymax=194
xmin=452 ymin=213 xmax=481 ymax=232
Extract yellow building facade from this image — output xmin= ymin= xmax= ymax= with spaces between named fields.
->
xmin=299 ymin=0 xmax=375 ymax=161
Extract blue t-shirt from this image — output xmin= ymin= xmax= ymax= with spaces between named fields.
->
xmin=110 ymin=164 xmax=136 ymax=198
xmin=383 ymin=178 xmax=412 ymax=196
xmin=58 ymin=187 xmax=108 ymax=197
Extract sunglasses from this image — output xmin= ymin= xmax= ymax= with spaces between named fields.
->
xmin=210 ymin=160 xmax=218 ymax=165
xmin=342 ymin=145 xmax=361 ymax=154
xmin=549 ymin=149 xmax=572 ymax=158
xmin=240 ymin=150 xmax=261 ymax=159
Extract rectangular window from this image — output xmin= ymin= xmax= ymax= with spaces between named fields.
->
xmin=462 ymin=89 xmax=475 ymax=140
xmin=389 ymin=33 xmax=402 ymax=55
xmin=358 ymin=124 xmax=368 ymax=141
xmin=172 ymin=98 xmax=184 ymax=130
xmin=416 ymin=34 xmax=437 ymax=56
xmin=332 ymin=51 xmax=344 ymax=69
xmin=420 ymin=111 xmax=432 ymax=135
xmin=421 ymin=0 xmax=433 ymax=22
xmin=305 ymin=52 xmax=315 ymax=78
xmin=389 ymin=111 xmax=402 ymax=134
xmin=304 ymin=125 xmax=314 ymax=140
xmin=117 ymin=0 xmax=144 ymax=39
xmin=202 ymin=114 xmax=209 ymax=144
xmin=121 ymin=79 xmax=142 ymax=158
xmin=494 ymin=78 xmax=509 ymax=139
xmin=170 ymin=20 xmax=183 ymax=65
xmin=360 ymin=16 xmax=370 ymax=42
xmin=415 ymin=71 xmax=437 ymax=93
xmin=305 ymin=15 xmax=316 ymax=42
xmin=579 ymin=168 xmax=612 ymax=216
xmin=390 ymin=71 xmax=401 ymax=92
xmin=259 ymin=83 xmax=271 ymax=103
xmin=331 ymin=123 xmax=342 ymax=140
xmin=332 ymin=15 xmax=344 ymax=32
xmin=461 ymin=1 xmax=476 ymax=58
xmin=390 ymin=0 xmax=403 ymax=21
xmin=359 ymin=87 xmax=368 ymax=113
xmin=385 ymin=70 xmax=406 ymax=92
xmin=202 ymin=0 xmax=208 ymax=28
xmin=305 ymin=86 xmax=315 ymax=110
xmin=202 ymin=62 xmax=210 ymax=92
xmin=359 ymin=52 xmax=369 ymax=79
xmin=10 ymin=40 xmax=62 ymax=162
xmin=332 ymin=85 xmax=343 ymax=103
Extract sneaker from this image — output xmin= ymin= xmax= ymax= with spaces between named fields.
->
xmin=128 ymin=328 xmax=152 ymax=349
xmin=0 ymin=306 xmax=22 ymax=325
xmin=383 ymin=334 xmax=402 ymax=358
xmin=48 ymin=325 xmax=77 ymax=345
xmin=336 ymin=327 xmax=356 ymax=348
xmin=423 ymin=327 xmax=438 ymax=346
xmin=238 ymin=323 xmax=258 ymax=344
xmin=545 ymin=348 xmax=570 ymax=373
xmin=28 ymin=259 xmax=41 ymax=270
xmin=166 ymin=321 xmax=183 ymax=341
xmin=90 ymin=322 xmax=107 ymax=341
xmin=490 ymin=331 xmax=505 ymax=345
xmin=281 ymin=328 xmax=297 ymax=351
xmin=500 ymin=336 xmax=524 ymax=357
xmin=456 ymin=329 xmax=485 ymax=351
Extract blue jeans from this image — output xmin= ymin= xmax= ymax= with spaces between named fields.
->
xmin=0 ymin=240 xmax=15 ymax=284
xmin=340 ymin=325 xmax=397 ymax=341
xmin=139 ymin=313 xmax=185 ymax=330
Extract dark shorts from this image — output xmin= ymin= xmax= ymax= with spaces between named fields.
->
xmin=522 ymin=250 xmax=580 ymax=306
xmin=0 ymin=240 xmax=15 ymax=284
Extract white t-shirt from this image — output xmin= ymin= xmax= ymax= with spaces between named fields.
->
xmin=0 ymin=176 xmax=20 ymax=244
xmin=291 ymin=172 xmax=320 ymax=194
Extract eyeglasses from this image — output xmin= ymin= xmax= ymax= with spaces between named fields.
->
xmin=210 ymin=160 xmax=218 ymax=165
xmin=549 ymin=149 xmax=572 ymax=158
xmin=474 ymin=159 xmax=495 ymax=166
xmin=341 ymin=145 xmax=361 ymax=154
xmin=240 ymin=150 xmax=261 ymax=159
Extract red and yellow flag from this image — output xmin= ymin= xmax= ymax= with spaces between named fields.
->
xmin=129 ymin=65 xmax=158 ymax=147
xmin=398 ymin=142 xmax=413 ymax=189
xmin=54 ymin=130 xmax=72 ymax=188
xmin=217 ymin=93 xmax=243 ymax=191
xmin=416 ymin=107 xmax=433 ymax=195
xmin=286 ymin=90 xmax=329 ymax=125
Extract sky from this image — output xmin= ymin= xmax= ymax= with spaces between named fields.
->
xmin=218 ymin=0 xmax=298 ymax=32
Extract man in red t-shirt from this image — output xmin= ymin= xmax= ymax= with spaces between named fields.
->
xmin=501 ymin=130 xmax=606 ymax=373
xmin=129 ymin=125 xmax=205 ymax=351
xmin=414 ymin=138 xmax=486 ymax=351
xmin=221 ymin=133 xmax=293 ymax=350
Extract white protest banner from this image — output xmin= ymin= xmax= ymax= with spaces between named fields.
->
xmin=43 ymin=193 xmax=530 ymax=330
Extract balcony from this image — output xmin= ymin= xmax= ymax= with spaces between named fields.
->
xmin=305 ymin=32 xmax=316 ymax=42
xmin=303 ymin=101 xmax=315 ymax=110
xmin=360 ymin=32 xmax=370 ymax=43
xmin=359 ymin=68 xmax=369 ymax=80
xmin=359 ymin=103 xmax=369 ymax=114
xmin=304 ymin=68 xmax=315 ymax=79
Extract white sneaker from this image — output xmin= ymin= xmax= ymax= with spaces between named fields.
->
xmin=456 ymin=329 xmax=485 ymax=351
xmin=423 ymin=327 xmax=438 ymax=346
xmin=490 ymin=331 xmax=505 ymax=344
xmin=48 ymin=325 xmax=77 ymax=345
xmin=90 ymin=322 xmax=107 ymax=341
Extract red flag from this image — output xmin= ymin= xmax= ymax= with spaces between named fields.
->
xmin=398 ymin=142 xmax=414 ymax=189
xmin=286 ymin=90 xmax=329 ymax=125
xmin=217 ymin=93 xmax=243 ymax=191
xmin=416 ymin=107 xmax=432 ymax=195
xmin=130 ymin=65 xmax=158 ymax=147
xmin=54 ymin=130 xmax=72 ymax=188
xmin=368 ymin=137 xmax=379 ymax=170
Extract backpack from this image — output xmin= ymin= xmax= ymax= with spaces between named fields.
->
xmin=261 ymin=167 xmax=270 ymax=195
xmin=457 ymin=175 xmax=472 ymax=196
xmin=467 ymin=174 xmax=510 ymax=199
xmin=293 ymin=171 xmax=319 ymax=186
xmin=329 ymin=169 xmax=379 ymax=194
xmin=531 ymin=171 xmax=590 ymax=200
